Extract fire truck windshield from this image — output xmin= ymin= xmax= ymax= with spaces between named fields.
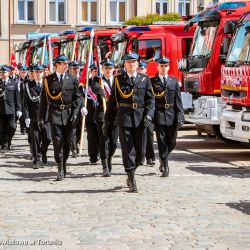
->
xmin=190 ymin=23 xmax=218 ymax=58
xmin=111 ymin=41 xmax=127 ymax=66
xmin=77 ymin=40 xmax=88 ymax=63
xmin=227 ymin=21 xmax=250 ymax=64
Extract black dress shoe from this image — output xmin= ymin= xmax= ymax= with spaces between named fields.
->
xmin=160 ymin=160 xmax=169 ymax=177
xmin=108 ymin=157 xmax=112 ymax=173
xmin=127 ymin=171 xmax=137 ymax=193
xmin=147 ymin=159 xmax=155 ymax=166
xmin=33 ymin=163 xmax=40 ymax=169
xmin=102 ymin=159 xmax=110 ymax=177
xmin=56 ymin=163 xmax=64 ymax=181
xmin=72 ymin=150 xmax=77 ymax=158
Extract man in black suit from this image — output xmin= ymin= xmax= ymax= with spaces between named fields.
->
xmin=24 ymin=65 xmax=51 ymax=169
xmin=39 ymin=55 xmax=82 ymax=181
xmin=0 ymin=65 xmax=22 ymax=152
xmin=151 ymin=57 xmax=184 ymax=177
xmin=92 ymin=60 xmax=119 ymax=177
xmin=104 ymin=52 xmax=155 ymax=192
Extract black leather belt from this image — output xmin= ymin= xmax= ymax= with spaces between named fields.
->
xmin=50 ymin=103 xmax=72 ymax=110
xmin=119 ymin=103 xmax=144 ymax=109
xmin=156 ymin=103 xmax=174 ymax=109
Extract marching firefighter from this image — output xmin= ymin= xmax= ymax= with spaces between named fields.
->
xmin=104 ymin=52 xmax=155 ymax=192
xmin=19 ymin=66 xmax=29 ymax=134
xmin=84 ymin=63 xmax=100 ymax=164
xmin=24 ymin=65 xmax=51 ymax=169
xmin=137 ymin=61 xmax=155 ymax=166
xmin=0 ymin=65 xmax=22 ymax=152
xmin=69 ymin=61 xmax=81 ymax=80
xmin=68 ymin=60 xmax=87 ymax=157
xmin=92 ymin=59 xmax=119 ymax=177
xmin=39 ymin=55 xmax=82 ymax=181
xmin=151 ymin=57 xmax=184 ymax=177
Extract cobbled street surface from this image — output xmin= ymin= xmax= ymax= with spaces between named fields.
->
xmin=0 ymin=126 xmax=250 ymax=250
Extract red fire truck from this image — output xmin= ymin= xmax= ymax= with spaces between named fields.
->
xmin=110 ymin=23 xmax=195 ymax=81
xmin=54 ymin=27 xmax=118 ymax=63
xmin=178 ymin=1 xmax=250 ymax=137
xmin=220 ymin=12 xmax=250 ymax=142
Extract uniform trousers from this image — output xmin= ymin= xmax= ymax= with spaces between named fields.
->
xmin=155 ymin=124 xmax=177 ymax=161
xmin=96 ymin=121 xmax=119 ymax=160
xmin=85 ymin=122 xmax=99 ymax=161
xmin=30 ymin=121 xmax=51 ymax=164
xmin=119 ymin=124 xmax=146 ymax=172
xmin=50 ymin=122 xmax=74 ymax=164
xmin=0 ymin=114 xmax=16 ymax=148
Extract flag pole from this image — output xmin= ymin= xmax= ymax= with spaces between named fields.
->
xmin=79 ymin=28 xmax=95 ymax=156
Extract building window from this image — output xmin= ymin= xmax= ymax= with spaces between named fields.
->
xmin=81 ymin=0 xmax=97 ymax=23
xmin=110 ymin=0 xmax=126 ymax=23
xmin=156 ymin=0 xmax=168 ymax=15
xmin=179 ymin=0 xmax=191 ymax=16
xmin=49 ymin=0 xmax=65 ymax=23
xmin=18 ymin=0 xmax=34 ymax=22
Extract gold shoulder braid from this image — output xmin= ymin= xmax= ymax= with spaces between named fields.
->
xmin=115 ymin=77 xmax=133 ymax=99
xmin=44 ymin=78 xmax=62 ymax=101
xmin=151 ymin=87 xmax=165 ymax=98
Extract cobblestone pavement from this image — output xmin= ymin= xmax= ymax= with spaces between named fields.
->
xmin=0 ymin=128 xmax=250 ymax=250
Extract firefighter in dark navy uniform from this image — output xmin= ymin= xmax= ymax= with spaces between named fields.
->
xmin=151 ymin=57 xmax=184 ymax=177
xmin=68 ymin=60 xmax=83 ymax=157
xmin=18 ymin=66 xmax=29 ymax=134
xmin=104 ymin=52 xmax=155 ymax=192
xmin=92 ymin=59 xmax=119 ymax=177
xmin=39 ymin=55 xmax=82 ymax=181
xmin=0 ymin=65 xmax=22 ymax=152
xmin=24 ymin=64 xmax=51 ymax=169
xmin=84 ymin=63 xmax=100 ymax=163
xmin=137 ymin=61 xmax=155 ymax=166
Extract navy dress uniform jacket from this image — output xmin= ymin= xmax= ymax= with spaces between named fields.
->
xmin=105 ymin=73 xmax=155 ymax=128
xmin=39 ymin=72 xmax=82 ymax=126
xmin=151 ymin=75 xmax=184 ymax=126
xmin=0 ymin=79 xmax=21 ymax=115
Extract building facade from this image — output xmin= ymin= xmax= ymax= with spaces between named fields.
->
xmin=0 ymin=0 xmax=224 ymax=64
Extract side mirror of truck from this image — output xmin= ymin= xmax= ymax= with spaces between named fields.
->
xmin=224 ymin=22 xmax=235 ymax=34
xmin=223 ymin=37 xmax=232 ymax=54
xmin=219 ymin=37 xmax=231 ymax=62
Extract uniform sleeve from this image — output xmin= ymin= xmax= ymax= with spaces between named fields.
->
xmin=23 ymin=83 xmax=29 ymax=119
xmin=72 ymin=77 xmax=82 ymax=117
xmin=104 ymin=76 xmax=117 ymax=123
xmin=145 ymin=76 xmax=155 ymax=118
xmin=14 ymin=81 xmax=22 ymax=112
xmin=175 ymin=80 xmax=185 ymax=123
xmin=39 ymin=78 xmax=48 ymax=122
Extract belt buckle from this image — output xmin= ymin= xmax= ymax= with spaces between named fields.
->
xmin=60 ymin=104 xmax=65 ymax=110
xmin=133 ymin=103 xmax=138 ymax=109
xmin=165 ymin=103 xmax=170 ymax=109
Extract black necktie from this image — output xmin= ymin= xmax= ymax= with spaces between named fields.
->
xmin=163 ymin=77 xmax=167 ymax=86
xmin=131 ymin=76 xmax=135 ymax=85
xmin=60 ymin=74 xmax=63 ymax=84
xmin=37 ymin=81 xmax=41 ymax=91
xmin=107 ymin=78 xmax=111 ymax=88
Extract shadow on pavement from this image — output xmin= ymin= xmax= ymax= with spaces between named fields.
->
xmin=223 ymin=201 xmax=250 ymax=215
xmin=186 ymin=166 xmax=250 ymax=178
xmin=25 ymin=186 xmax=124 ymax=194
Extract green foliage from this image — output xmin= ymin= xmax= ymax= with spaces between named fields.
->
xmin=125 ymin=13 xmax=181 ymax=25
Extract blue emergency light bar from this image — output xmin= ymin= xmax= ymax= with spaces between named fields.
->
xmin=126 ymin=26 xmax=151 ymax=32
xmin=77 ymin=27 xmax=93 ymax=32
xmin=217 ymin=2 xmax=246 ymax=10
xmin=60 ymin=30 xmax=75 ymax=36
